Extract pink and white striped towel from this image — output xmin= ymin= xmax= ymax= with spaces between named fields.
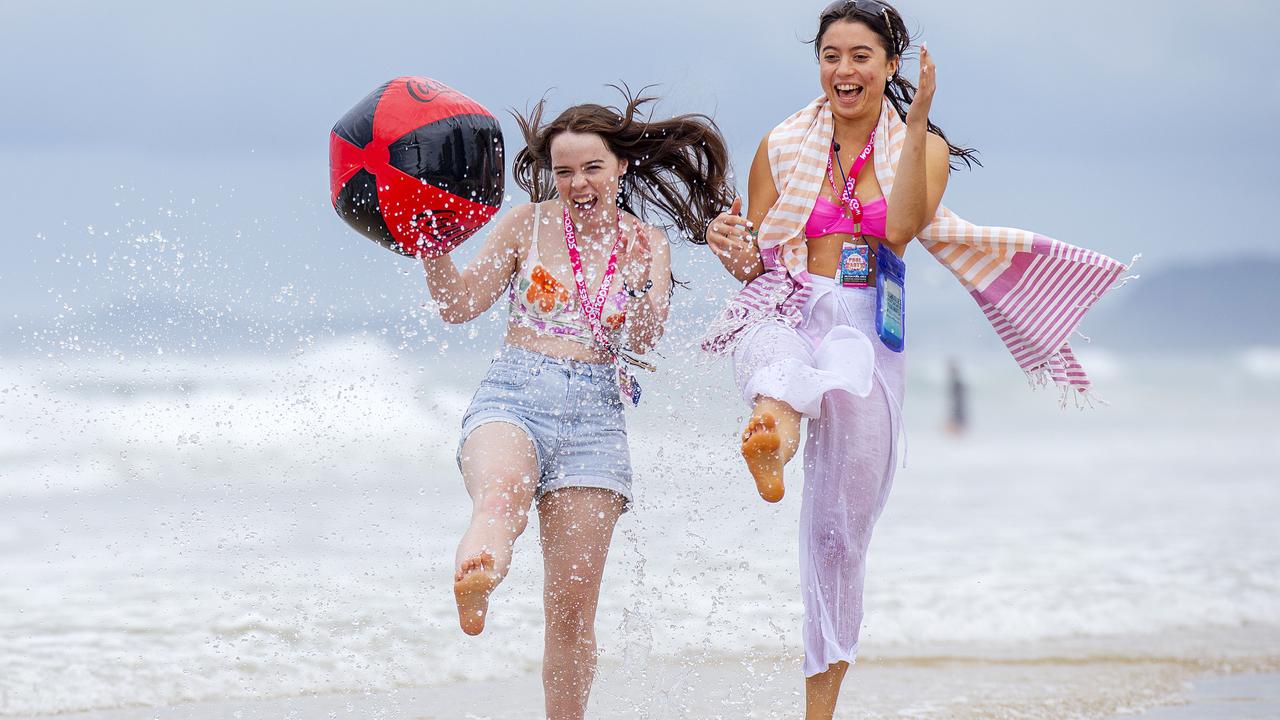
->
xmin=703 ymin=96 xmax=1130 ymax=401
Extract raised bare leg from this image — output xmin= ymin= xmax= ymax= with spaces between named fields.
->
xmin=453 ymin=421 xmax=540 ymax=635
xmin=741 ymin=396 xmax=802 ymax=502
xmin=538 ymin=487 xmax=625 ymax=720
xmin=804 ymin=661 xmax=849 ymax=720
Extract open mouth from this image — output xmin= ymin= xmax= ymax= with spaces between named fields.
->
xmin=834 ymin=83 xmax=865 ymax=103
xmin=571 ymin=195 xmax=599 ymax=212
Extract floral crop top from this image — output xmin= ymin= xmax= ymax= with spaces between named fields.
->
xmin=508 ymin=202 xmax=628 ymax=347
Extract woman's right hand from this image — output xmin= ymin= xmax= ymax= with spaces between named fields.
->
xmin=422 ymin=204 xmax=527 ymax=324
xmin=706 ymin=197 xmax=758 ymax=267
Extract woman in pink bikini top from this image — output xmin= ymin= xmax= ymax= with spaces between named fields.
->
xmin=801 ymin=132 xmax=892 ymax=283
xmin=805 ymin=193 xmax=888 ymax=279
xmin=695 ymin=2 xmax=981 ymax=716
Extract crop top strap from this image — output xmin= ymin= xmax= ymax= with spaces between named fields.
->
xmin=529 ymin=201 xmax=541 ymax=263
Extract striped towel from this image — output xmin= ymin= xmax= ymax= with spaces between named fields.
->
xmin=703 ymin=96 xmax=1130 ymax=401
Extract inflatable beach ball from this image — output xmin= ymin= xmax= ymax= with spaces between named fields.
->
xmin=329 ymin=76 xmax=504 ymax=257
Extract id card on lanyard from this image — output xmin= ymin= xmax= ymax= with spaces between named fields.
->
xmin=825 ymin=132 xmax=877 ymax=288
xmin=839 ymin=244 xmax=870 ymax=287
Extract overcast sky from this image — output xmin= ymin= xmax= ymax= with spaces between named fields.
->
xmin=2 ymin=0 xmax=1277 ymax=353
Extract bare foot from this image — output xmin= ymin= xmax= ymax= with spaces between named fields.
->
xmin=454 ymin=551 xmax=500 ymax=635
xmin=741 ymin=412 xmax=785 ymax=503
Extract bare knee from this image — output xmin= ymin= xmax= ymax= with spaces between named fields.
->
xmin=474 ymin=475 xmax=536 ymax=533
xmin=544 ymin=585 xmax=599 ymax=640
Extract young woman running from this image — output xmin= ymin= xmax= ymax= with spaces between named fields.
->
xmin=423 ymin=91 xmax=732 ymax=719
xmin=702 ymin=2 xmax=1128 ymax=717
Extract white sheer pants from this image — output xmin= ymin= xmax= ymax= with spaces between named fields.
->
xmin=733 ymin=277 xmax=905 ymax=676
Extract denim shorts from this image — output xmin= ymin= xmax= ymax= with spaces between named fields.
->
xmin=457 ymin=345 xmax=633 ymax=508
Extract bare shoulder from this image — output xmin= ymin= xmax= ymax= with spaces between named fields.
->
xmin=925 ymin=131 xmax=951 ymax=169
xmin=499 ymin=201 xmax=537 ymax=226
xmin=750 ymin=131 xmax=780 ymax=198
xmin=484 ymin=201 xmax=538 ymax=258
xmin=636 ymin=217 xmax=665 ymax=236
xmin=481 ymin=202 xmax=537 ymax=242
xmin=754 ymin=132 xmax=772 ymax=167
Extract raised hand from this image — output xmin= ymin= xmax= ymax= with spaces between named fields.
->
xmin=620 ymin=221 xmax=653 ymax=293
xmin=905 ymin=43 xmax=936 ymax=128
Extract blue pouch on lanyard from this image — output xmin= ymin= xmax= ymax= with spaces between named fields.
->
xmin=875 ymin=243 xmax=905 ymax=352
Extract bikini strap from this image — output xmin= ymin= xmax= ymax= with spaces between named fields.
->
xmin=528 ymin=201 xmax=541 ymax=263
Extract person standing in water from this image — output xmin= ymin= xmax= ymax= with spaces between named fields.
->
xmin=946 ymin=357 xmax=968 ymax=436
xmin=421 ymin=90 xmax=732 ymax=719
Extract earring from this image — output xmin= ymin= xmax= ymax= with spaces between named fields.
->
xmin=618 ymin=174 xmax=631 ymax=206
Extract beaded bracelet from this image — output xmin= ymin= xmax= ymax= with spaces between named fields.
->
xmin=623 ymin=279 xmax=653 ymax=298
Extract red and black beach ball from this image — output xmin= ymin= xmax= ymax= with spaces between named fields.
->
xmin=329 ymin=76 xmax=504 ymax=257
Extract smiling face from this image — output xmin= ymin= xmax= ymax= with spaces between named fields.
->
xmin=549 ymin=131 xmax=627 ymax=224
xmin=818 ymin=19 xmax=898 ymax=122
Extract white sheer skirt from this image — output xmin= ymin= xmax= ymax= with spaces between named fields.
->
xmin=732 ymin=276 xmax=905 ymax=676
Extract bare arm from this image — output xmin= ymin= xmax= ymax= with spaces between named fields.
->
xmin=421 ymin=204 xmax=531 ymax=324
xmin=706 ymin=134 xmax=775 ymax=283
xmin=622 ymin=224 xmax=672 ymax=354
xmin=885 ymin=131 xmax=950 ymax=245
xmin=886 ymin=45 xmax=951 ymax=246
xmin=741 ymin=135 xmax=778 ymax=277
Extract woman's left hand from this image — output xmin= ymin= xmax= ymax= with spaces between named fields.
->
xmin=620 ymin=222 xmax=653 ymax=295
xmin=905 ymin=43 xmax=936 ymax=128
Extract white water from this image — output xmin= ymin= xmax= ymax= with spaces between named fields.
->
xmin=2 ymin=338 xmax=1278 ymax=715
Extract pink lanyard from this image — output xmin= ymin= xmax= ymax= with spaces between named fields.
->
xmin=562 ymin=205 xmax=624 ymax=352
xmin=824 ymin=132 xmax=877 ymax=228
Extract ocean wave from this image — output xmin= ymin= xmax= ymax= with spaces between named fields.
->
xmin=3 ymin=339 xmax=1279 ymax=714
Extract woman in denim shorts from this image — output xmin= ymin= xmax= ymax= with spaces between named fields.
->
xmin=421 ymin=89 xmax=733 ymax=718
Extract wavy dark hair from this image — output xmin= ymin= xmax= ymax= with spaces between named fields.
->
xmin=511 ymin=85 xmax=735 ymax=244
xmin=813 ymin=0 xmax=980 ymax=170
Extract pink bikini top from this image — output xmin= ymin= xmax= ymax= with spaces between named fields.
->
xmin=805 ymin=195 xmax=887 ymax=239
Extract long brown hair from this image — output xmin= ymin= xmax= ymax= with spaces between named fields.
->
xmin=512 ymin=85 xmax=734 ymax=244
xmin=814 ymin=0 xmax=980 ymax=169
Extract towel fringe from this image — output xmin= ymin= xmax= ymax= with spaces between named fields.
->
xmin=1077 ymin=253 xmax=1143 ymax=309
xmin=1109 ymin=253 xmax=1143 ymax=292
xmin=1024 ymin=367 xmax=1108 ymax=410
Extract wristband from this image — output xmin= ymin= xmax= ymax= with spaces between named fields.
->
xmin=623 ymin=279 xmax=653 ymax=298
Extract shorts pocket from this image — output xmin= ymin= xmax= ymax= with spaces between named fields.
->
xmin=481 ymin=362 xmax=532 ymax=390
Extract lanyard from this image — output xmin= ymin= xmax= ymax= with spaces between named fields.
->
xmin=562 ymin=205 xmax=624 ymax=353
xmin=825 ymin=132 xmax=877 ymax=230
